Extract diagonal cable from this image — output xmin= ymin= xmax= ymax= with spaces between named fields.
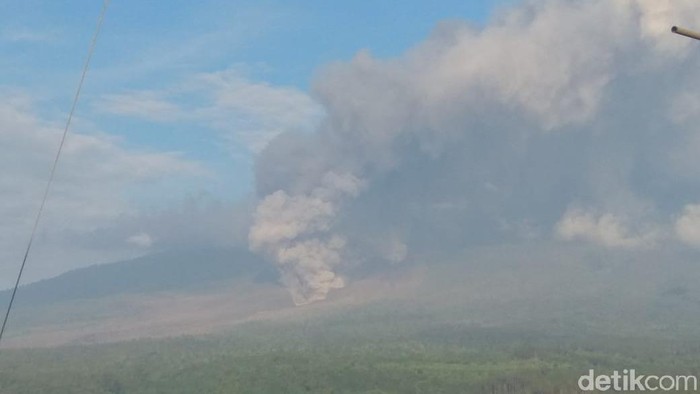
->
xmin=0 ymin=0 xmax=112 ymax=350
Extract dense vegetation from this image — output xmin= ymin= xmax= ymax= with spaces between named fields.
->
xmin=4 ymin=245 xmax=700 ymax=392
xmin=3 ymin=311 xmax=700 ymax=394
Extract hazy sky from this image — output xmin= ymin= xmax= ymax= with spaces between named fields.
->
xmin=5 ymin=0 xmax=700 ymax=305
xmin=0 ymin=1 xmax=513 ymax=287
xmin=1 ymin=0 xmax=513 ymax=200
xmin=247 ymin=0 xmax=700 ymax=303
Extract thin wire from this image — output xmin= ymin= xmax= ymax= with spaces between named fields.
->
xmin=0 ymin=0 xmax=112 ymax=349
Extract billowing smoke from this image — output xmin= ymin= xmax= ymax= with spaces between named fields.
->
xmin=250 ymin=0 xmax=700 ymax=304
xmin=249 ymin=172 xmax=364 ymax=304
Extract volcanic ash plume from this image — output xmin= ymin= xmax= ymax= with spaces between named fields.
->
xmin=248 ymin=0 xmax=700 ymax=304
xmin=249 ymin=172 xmax=364 ymax=305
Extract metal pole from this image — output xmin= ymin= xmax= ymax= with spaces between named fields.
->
xmin=672 ymin=26 xmax=700 ymax=41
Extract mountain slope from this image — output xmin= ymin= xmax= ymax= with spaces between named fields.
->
xmin=0 ymin=248 xmax=275 ymax=308
xmin=4 ymin=243 xmax=700 ymax=348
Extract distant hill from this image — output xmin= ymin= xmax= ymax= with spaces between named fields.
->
xmin=5 ymin=243 xmax=700 ymax=348
xmin=0 ymin=248 xmax=276 ymax=308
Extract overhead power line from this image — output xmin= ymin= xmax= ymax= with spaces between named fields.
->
xmin=0 ymin=0 xmax=112 ymax=350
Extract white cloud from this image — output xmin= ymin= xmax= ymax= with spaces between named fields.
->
xmin=98 ymin=91 xmax=185 ymax=122
xmin=193 ymin=70 xmax=324 ymax=153
xmin=635 ymin=0 xmax=700 ymax=53
xmin=126 ymin=232 xmax=154 ymax=248
xmin=0 ymin=93 xmax=204 ymax=287
xmin=675 ymin=204 xmax=700 ymax=247
xmin=555 ymin=208 xmax=658 ymax=249
xmin=95 ymin=69 xmax=323 ymax=153
xmin=0 ymin=27 xmax=59 ymax=44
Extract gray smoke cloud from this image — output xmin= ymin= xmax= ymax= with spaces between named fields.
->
xmin=250 ymin=0 xmax=700 ymax=304
xmin=250 ymin=172 xmax=364 ymax=304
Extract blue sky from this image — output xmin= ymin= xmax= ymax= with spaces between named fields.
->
xmin=4 ymin=0 xmax=700 ymax=289
xmin=1 ymin=0 xmax=513 ymax=206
